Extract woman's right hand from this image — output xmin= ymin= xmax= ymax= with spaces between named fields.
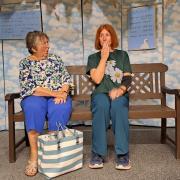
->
xmin=54 ymin=97 xmax=66 ymax=104
xmin=101 ymin=42 xmax=110 ymax=61
xmin=54 ymin=90 xmax=68 ymax=104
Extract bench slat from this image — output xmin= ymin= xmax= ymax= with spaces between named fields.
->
xmin=13 ymin=104 xmax=176 ymax=122
xmin=131 ymin=63 xmax=168 ymax=73
xmin=129 ymin=105 xmax=176 ymax=119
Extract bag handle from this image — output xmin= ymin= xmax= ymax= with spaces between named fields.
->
xmin=56 ymin=122 xmax=80 ymax=144
xmin=56 ymin=122 xmax=66 ymax=137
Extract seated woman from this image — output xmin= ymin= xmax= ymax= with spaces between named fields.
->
xmin=86 ymin=24 xmax=132 ymax=170
xmin=19 ymin=31 xmax=72 ymax=176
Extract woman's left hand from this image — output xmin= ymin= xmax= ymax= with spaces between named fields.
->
xmin=109 ymin=88 xmax=124 ymax=100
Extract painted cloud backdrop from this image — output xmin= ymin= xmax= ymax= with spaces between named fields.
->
xmin=0 ymin=0 xmax=179 ymax=129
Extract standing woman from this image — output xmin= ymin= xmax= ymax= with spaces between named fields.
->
xmin=86 ymin=24 xmax=132 ymax=170
xmin=19 ymin=31 xmax=72 ymax=176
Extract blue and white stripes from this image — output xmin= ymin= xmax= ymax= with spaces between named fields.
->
xmin=38 ymin=129 xmax=83 ymax=179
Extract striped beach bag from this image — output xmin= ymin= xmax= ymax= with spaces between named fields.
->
xmin=38 ymin=125 xmax=83 ymax=179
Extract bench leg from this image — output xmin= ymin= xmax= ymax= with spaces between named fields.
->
xmin=9 ymin=120 xmax=16 ymax=163
xmin=161 ymin=118 xmax=167 ymax=144
xmin=175 ymin=96 xmax=180 ymax=159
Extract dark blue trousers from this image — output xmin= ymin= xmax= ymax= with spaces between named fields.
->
xmin=21 ymin=96 xmax=72 ymax=133
xmin=91 ymin=93 xmax=129 ymax=156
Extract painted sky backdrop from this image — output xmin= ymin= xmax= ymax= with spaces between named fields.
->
xmin=0 ymin=0 xmax=179 ymax=130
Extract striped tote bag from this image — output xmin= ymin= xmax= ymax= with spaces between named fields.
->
xmin=38 ymin=128 xmax=83 ymax=179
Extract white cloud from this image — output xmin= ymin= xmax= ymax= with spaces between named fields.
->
xmin=164 ymin=36 xmax=177 ymax=44
xmin=68 ymin=42 xmax=83 ymax=49
xmin=166 ymin=22 xmax=180 ymax=32
xmin=48 ymin=19 xmax=61 ymax=27
xmin=7 ymin=67 xmax=19 ymax=77
xmin=171 ymin=22 xmax=180 ymax=31
xmin=8 ymin=57 xmax=20 ymax=66
xmin=60 ymin=51 xmax=77 ymax=59
xmin=172 ymin=3 xmax=180 ymax=13
xmin=5 ymin=80 xmax=19 ymax=91
xmin=0 ymin=80 xmax=4 ymax=86
xmin=4 ymin=44 xmax=17 ymax=51
xmin=166 ymin=74 xmax=179 ymax=88
xmin=170 ymin=11 xmax=180 ymax=21
xmin=0 ymin=107 xmax=4 ymax=114
xmin=169 ymin=61 xmax=180 ymax=72
xmin=173 ymin=45 xmax=180 ymax=51
xmin=12 ymin=51 xmax=24 ymax=57
xmin=170 ymin=51 xmax=180 ymax=61
xmin=47 ymin=28 xmax=79 ymax=41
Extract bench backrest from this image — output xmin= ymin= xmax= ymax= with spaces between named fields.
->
xmin=66 ymin=63 xmax=168 ymax=101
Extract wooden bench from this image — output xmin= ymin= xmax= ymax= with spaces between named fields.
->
xmin=5 ymin=63 xmax=180 ymax=163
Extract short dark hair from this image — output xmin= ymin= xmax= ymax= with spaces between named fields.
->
xmin=95 ymin=24 xmax=119 ymax=50
xmin=25 ymin=31 xmax=49 ymax=54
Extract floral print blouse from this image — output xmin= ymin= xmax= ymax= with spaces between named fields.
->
xmin=19 ymin=54 xmax=72 ymax=99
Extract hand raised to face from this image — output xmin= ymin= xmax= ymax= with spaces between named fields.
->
xmin=99 ymin=29 xmax=112 ymax=61
xmin=101 ymin=41 xmax=110 ymax=61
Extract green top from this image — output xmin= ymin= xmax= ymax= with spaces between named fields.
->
xmin=86 ymin=49 xmax=132 ymax=96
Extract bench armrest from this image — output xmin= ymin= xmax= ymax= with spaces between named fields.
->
xmin=161 ymin=86 xmax=180 ymax=97
xmin=5 ymin=92 xmax=20 ymax=101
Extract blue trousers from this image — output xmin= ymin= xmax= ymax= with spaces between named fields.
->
xmin=21 ymin=96 xmax=72 ymax=133
xmin=91 ymin=93 xmax=129 ymax=156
